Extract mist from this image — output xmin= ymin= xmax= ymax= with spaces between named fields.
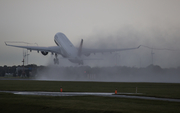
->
xmin=35 ymin=64 xmax=180 ymax=83
xmin=33 ymin=25 xmax=180 ymax=83
xmin=78 ymin=26 xmax=180 ymax=68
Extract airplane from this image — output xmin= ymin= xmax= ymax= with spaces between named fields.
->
xmin=5 ymin=32 xmax=141 ymax=65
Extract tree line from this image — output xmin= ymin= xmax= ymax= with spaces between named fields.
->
xmin=0 ymin=64 xmax=180 ymax=77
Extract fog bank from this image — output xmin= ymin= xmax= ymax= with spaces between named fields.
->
xmin=35 ymin=65 xmax=180 ymax=83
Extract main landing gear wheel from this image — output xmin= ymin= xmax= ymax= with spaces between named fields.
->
xmin=54 ymin=54 xmax=59 ymax=64
xmin=78 ymin=61 xmax=84 ymax=65
xmin=78 ymin=62 xmax=83 ymax=65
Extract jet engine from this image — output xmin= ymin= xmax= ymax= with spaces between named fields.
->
xmin=41 ymin=51 xmax=48 ymax=56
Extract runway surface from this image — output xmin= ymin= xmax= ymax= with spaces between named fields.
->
xmin=1 ymin=91 xmax=180 ymax=102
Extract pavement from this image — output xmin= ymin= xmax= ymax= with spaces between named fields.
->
xmin=1 ymin=91 xmax=180 ymax=102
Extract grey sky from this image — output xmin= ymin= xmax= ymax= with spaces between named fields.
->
xmin=1 ymin=0 xmax=180 ymax=67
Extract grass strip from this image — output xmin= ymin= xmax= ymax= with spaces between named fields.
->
xmin=0 ymin=92 xmax=180 ymax=113
xmin=0 ymin=80 xmax=180 ymax=99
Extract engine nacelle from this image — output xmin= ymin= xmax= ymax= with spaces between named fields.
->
xmin=41 ymin=51 xmax=48 ymax=56
xmin=84 ymin=53 xmax=90 ymax=57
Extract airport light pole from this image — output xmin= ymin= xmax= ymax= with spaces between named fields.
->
xmin=26 ymin=49 xmax=29 ymax=65
xmin=114 ymin=52 xmax=120 ymax=66
xmin=151 ymin=49 xmax=155 ymax=65
xmin=27 ymin=53 xmax=29 ymax=65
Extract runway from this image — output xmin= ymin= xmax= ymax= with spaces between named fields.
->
xmin=1 ymin=91 xmax=180 ymax=102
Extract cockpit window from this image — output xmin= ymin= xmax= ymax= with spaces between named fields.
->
xmin=54 ymin=35 xmax=62 ymax=47
xmin=55 ymin=35 xmax=58 ymax=40
xmin=54 ymin=40 xmax=58 ymax=46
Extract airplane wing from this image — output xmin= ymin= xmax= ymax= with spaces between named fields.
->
xmin=81 ymin=45 xmax=141 ymax=55
xmin=5 ymin=42 xmax=62 ymax=54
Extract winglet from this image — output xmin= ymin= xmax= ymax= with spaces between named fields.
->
xmin=4 ymin=42 xmax=7 ymax=46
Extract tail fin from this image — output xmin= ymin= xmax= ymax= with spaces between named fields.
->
xmin=78 ymin=39 xmax=83 ymax=57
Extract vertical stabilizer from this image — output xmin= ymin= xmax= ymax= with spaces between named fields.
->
xmin=78 ymin=39 xmax=83 ymax=57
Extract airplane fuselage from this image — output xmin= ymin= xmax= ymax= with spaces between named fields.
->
xmin=54 ymin=32 xmax=83 ymax=64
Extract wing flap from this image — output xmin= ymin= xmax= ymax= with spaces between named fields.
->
xmin=81 ymin=45 xmax=141 ymax=54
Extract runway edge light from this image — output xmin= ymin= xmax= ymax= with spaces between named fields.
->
xmin=60 ymin=87 xmax=63 ymax=92
xmin=115 ymin=88 xmax=117 ymax=94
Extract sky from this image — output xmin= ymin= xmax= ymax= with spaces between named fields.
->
xmin=0 ymin=0 xmax=180 ymax=68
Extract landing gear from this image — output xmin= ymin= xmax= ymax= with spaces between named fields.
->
xmin=54 ymin=54 xmax=59 ymax=64
xmin=78 ymin=61 xmax=83 ymax=65
xmin=78 ymin=62 xmax=83 ymax=65
xmin=54 ymin=58 xmax=59 ymax=64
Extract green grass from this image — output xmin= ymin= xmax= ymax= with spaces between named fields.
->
xmin=0 ymin=92 xmax=180 ymax=113
xmin=0 ymin=80 xmax=180 ymax=113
